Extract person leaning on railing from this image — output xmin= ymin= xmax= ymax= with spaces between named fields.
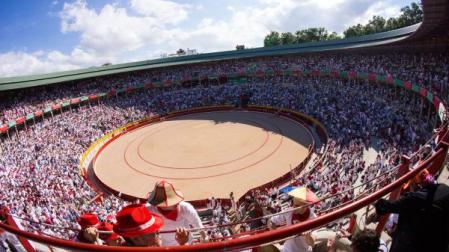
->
xmin=372 ymin=175 xmax=449 ymax=252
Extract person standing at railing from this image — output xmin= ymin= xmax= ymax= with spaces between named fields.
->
xmin=373 ymin=175 xmax=449 ymax=252
xmin=268 ymin=187 xmax=318 ymax=252
xmin=146 ymin=180 xmax=207 ymax=245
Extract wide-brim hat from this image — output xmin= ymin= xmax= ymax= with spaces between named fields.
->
xmin=148 ymin=180 xmax=184 ymax=207
xmin=288 ymin=187 xmax=319 ymax=204
xmin=77 ymin=213 xmax=100 ymax=229
xmin=113 ymin=204 xmax=164 ymax=238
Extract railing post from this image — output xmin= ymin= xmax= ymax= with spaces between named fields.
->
xmin=0 ymin=207 xmax=36 ymax=252
xmin=375 ymin=155 xmax=410 ymax=235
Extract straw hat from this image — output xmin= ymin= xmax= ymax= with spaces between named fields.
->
xmin=288 ymin=187 xmax=319 ymax=204
xmin=113 ymin=204 xmax=164 ymax=238
xmin=148 ymin=180 xmax=184 ymax=207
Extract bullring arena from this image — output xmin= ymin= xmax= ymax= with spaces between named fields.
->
xmin=93 ymin=109 xmax=313 ymax=200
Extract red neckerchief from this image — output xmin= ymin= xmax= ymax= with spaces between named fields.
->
xmin=157 ymin=206 xmax=178 ymax=221
xmin=291 ymin=207 xmax=310 ymax=224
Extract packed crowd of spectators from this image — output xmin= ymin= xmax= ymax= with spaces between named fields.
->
xmin=0 ymin=51 xmax=443 ymax=246
xmin=1 ymin=52 xmax=447 ymax=124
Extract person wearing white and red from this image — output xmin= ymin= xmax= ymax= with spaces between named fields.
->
xmin=269 ymin=187 xmax=318 ymax=252
xmin=146 ymin=180 xmax=205 ymax=246
xmin=113 ymin=203 xmax=189 ymax=247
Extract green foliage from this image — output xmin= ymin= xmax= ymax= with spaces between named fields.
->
xmin=263 ymin=1 xmax=422 ymax=46
xmin=280 ymin=32 xmax=296 ymax=45
xmin=343 ymin=2 xmax=422 ymax=37
xmin=264 ymin=31 xmax=281 ymax=47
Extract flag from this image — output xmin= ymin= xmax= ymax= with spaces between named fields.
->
xmin=88 ymin=95 xmax=98 ymax=100
xmin=419 ymin=87 xmax=427 ymax=97
xmin=394 ymin=79 xmax=403 ymax=87
xmin=107 ymin=89 xmax=117 ymax=97
xmin=52 ymin=104 xmax=61 ymax=110
xmin=427 ymin=92 xmax=434 ymax=102
xmin=404 ymin=81 xmax=412 ymax=90
xmin=386 ymin=75 xmax=394 ymax=84
xmin=26 ymin=113 xmax=34 ymax=121
xmin=349 ymin=71 xmax=357 ymax=79
xmin=0 ymin=124 xmax=7 ymax=134
xmin=16 ymin=117 xmax=25 ymax=125
xmin=34 ymin=110 xmax=43 ymax=117
xmin=70 ymin=98 xmax=81 ymax=105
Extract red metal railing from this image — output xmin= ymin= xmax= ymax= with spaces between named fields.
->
xmin=1 ymin=128 xmax=447 ymax=251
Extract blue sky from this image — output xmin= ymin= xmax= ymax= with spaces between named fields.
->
xmin=0 ymin=0 xmax=414 ymax=77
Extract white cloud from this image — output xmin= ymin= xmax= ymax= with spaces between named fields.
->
xmin=129 ymin=0 xmax=190 ymax=24
xmin=0 ymin=0 xmax=411 ymax=77
xmin=0 ymin=49 xmax=113 ymax=77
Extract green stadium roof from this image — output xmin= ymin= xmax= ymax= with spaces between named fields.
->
xmin=0 ymin=23 xmax=419 ymax=91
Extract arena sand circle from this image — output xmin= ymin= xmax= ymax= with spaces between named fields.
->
xmin=93 ymin=110 xmax=313 ymax=201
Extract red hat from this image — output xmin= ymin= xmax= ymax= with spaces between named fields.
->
xmin=77 ymin=213 xmax=100 ymax=229
xmin=97 ymin=222 xmax=119 ymax=241
xmin=148 ymin=180 xmax=184 ymax=207
xmin=113 ymin=204 xmax=164 ymax=238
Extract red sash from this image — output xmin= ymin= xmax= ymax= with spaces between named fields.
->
xmin=157 ymin=207 xmax=178 ymax=221
xmin=291 ymin=207 xmax=310 ymax=224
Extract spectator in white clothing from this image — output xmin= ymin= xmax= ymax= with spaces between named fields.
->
xmin=269 ymin=187 xmax=318 ymax=252
xmin=147 ymin=180 xmax=207 ymax=245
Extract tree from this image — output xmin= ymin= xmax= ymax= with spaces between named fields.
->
xmin=343 ymin=2 xmax=422 ymax=38
xmin=398 ymin=2 xmax=423 ymax=26
xmin=327 ymin=32 xmax=342 ymax=40
xmin=295 ymin=27 xmax=331 ymax=43
xmin=264 ymin=31 xmax=281 ymax=47
xmin=364 ymin=16 xmax=387 ymax=34
xmin=344 ymin=24 xmax=364 ymax=38
xmin=263 ymin=1 xmax=422 ymax=45
xmin=280 ymin=32 xmax=296 ymax=45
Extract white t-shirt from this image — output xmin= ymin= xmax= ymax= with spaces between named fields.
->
xmin=147 ymin=201 xmax=204 ymax=246
xmin=270 ymin=208 xmax=316 ymax=252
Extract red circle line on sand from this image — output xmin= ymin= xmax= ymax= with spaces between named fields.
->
xmin=135 ymin=119 xmax=270 ymax=169
xmin=122 ymin=118 xmax=285 ymax=180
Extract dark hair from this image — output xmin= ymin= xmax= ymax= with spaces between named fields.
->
xmin=351 ymin=229 xmax=380 ymax=252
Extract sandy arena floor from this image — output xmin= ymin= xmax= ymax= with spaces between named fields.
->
xmin=93 ymin=110 xmax=313 ymax=200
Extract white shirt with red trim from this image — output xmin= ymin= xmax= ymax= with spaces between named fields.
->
xmin=147 ymin=201 xmax=204 ymax=246
xmin=270 ymin=208 xmax=316 ymax=252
